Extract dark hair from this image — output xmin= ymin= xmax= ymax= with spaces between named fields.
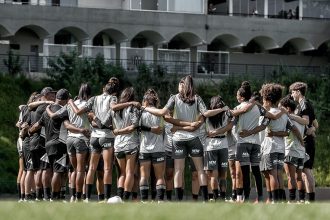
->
xmin=119 ymin=87 xmax=135 ymax=103
xmin=289 ymin=82 xmax=307 ymax=96
xmin=260 ymin=83 xmax=283 ymax=105
xmin=237 ymin=81 xmax=252 ymax=101
xmin=208 ymin=96 xmax=226 ymax=128
xmin=28 ymin=92 xmax=39 ymax=104
xmin=179 ymin=75 xmax=195 ymax=105
xmin=104 ymin=80 xmax=120 ymax=95
xmin=143 ymin=89 xmax=160 ymax=107
xmin=280 ymin=95 xmax=296 ymax=112
xmin=116 ymin=87 xmax=136 ymax=118
xmin=251 ymin=91 xmax=262 ymax=103
xmin=78 ymin=83 xmax=92 ymax=101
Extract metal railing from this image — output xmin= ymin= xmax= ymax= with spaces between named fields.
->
xmin=1 ymin=0 xmax=330 ymax=21
xmin=0 ymin=54 xmax=326 ymax=80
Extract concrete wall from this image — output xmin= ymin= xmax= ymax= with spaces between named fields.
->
xmin=78 ymin=0 xmax=122 ymax=9
xmin=230 ymin=53 xmax=327 ymax=66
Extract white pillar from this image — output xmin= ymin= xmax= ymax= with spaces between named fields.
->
xmin=229 ymin=0 xmax=233 ymax=16
xmin=299 ymin=0 xmax=303 ymax=20
xmin=264 ymin=0 xmax=268 ymax=18
xmin=84 ymin=40 xmax=92 ymax=57
xmin=115 ymin=43 xmax=121 ymax=65
xmin=190 ymin=46 xmax=197 ymax=76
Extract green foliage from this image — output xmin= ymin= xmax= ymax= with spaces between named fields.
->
xmin=0 ymin=75 xmax=46 ymax=193
xmin=46 ymin=51 xmax=129 ymax=96
xmin=135 ymin=64 xmax=177 ymax=105
xmin=3 ymin=50 xmax=23 ymax=76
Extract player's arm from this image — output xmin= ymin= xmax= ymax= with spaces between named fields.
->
xmin=267 ymin=130 xmax=289 ymax=137
xmin=68 ymin=99 xmax=88 ymax=115
xmin=239 ymin=124 xmax=267 ymax=138
xmin=28 ymin=100 xmax=54 ymax=110
xmin=208 ymin=121 xmax=234 ymax=137
xmin=230 ymin=102 xmax=255 ymax=117
xmin=288 ymin=114 xmax=309 ymax=125
xmin=63 ymin=120 xmax=90 ymax=138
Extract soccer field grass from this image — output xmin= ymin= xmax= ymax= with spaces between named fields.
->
xmin=1 ymin=201 xmax=329 ymax=220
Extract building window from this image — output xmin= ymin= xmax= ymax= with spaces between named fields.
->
xmin=9 ymin=44 xmax=20 ymax=50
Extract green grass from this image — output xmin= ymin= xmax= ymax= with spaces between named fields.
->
xmin=1 ymin=201 xmax=330 ymax=220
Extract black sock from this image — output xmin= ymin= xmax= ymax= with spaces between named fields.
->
xmin=220 ymin=192 xmax=226 ymax=200
xmin=70 ymin=187 xmax=76 ymax=199
xmin=156 ymin=184 xmax=166 ymax=201
xmin=212 ymin=189 xmax=219 ymax=200
xmin=31 ymin=192 xmax=36 ymax=200
xmin=36 ymin=188 xmax=43 ymax=200
xmin=82 ymin=194 xmax=86 ymax=200
xmin=252 ymin=166 xmax=263 ymax=198
xmin=17 ymin=183 xmax=21 ymax=200
xmin=298 ymin=189 xmax=305 ymax=201
xmin=76 ymin=192 xmax=82 ymax=200
xmin=60 ymin=186 xmax=66 ymax=199
xmin=267 ymin=191 xmax=273 ymax=201
xmin=166 ymin=190 xmax=172 ymax=201
xmin=156 ymin=185 xmax=166 ymax=201
xmin=117 ymin=187 xmax=124 ymax=199
xmin=237 ymin=188 xmax=243 ymax=196
xmin=289 ymin=189 xmax=296 ymax=201
xmin=281 ymin=189 xmax=286 ymax=201
xmin=208 ymin=193 xmax=214 ymax=200
xmin=44 ymin=187 xmax=51 ymax=200
xmin=175 ymin=188 xmax=183 ymax=201
xmin=86 ymin=184 xmax=93 ymax=200
xmin=51 ymin=191 xmax=58 ymax=200
xmin=140 ymin=185 xmax=149 ymax=201
xmin=307 ymin=192 xmax=315 ymax=202
xmin=21 ymin=193 xmax=25 ymax=200
xmin=272 ymin=190 xmax=279 ymax=202
xmin=200 ymin=185 xmax=208 ymax=202
xmin=98 ymin=194 xmax=104 ymax=201
xmin=232 ymin=189 xmax=237 ymax=200
xmin=192 ymin=194 xmax=198 ymax=201
xmin=104 ymin=184 xmax=112 ymax=200
xmin=132 ymin=192 xmax=138 ymax=200
xmin=151 ymin=190 xmax=157 ymax=200
xmin=123 ymin=191 xmax=131 ymax=200
xmin=241 ymin=165 xmax=251 ymax=200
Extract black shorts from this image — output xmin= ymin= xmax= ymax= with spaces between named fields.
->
xmin=172 ymin=137 xmax=204 ymax=159
xmin=139 ymin=152 xmax=166 ymax=164
xmin=115 ymin=148 xmax=138 ymax=159
xmin=236 ymin=143 xmax=261 ymax=166
xmin=66 ymin=137 xmax=89 ymax=156
xmin=260 ymin=152 xmax=284 ymax=171
xmin=90 ymin=137 xmax=114 ymax=153
xmin=40 ymin=152 xmax=51 ymax=170
xmin=48 ymin=153 xmax=68 ymax=173
xmin=304 ymin=136 xmax=315 ymax=169
xmin=30 ymin=148 xmax=46 ymax=170
xmin=23 ymin=138 xmax=33 ymax=171
xmin=165 ymin=151 xmax=174 ymax=169
xmin=204 ymin=148 xmax=228 ymax=172
xmin=284 ymin=156 xmax=304 ymax=170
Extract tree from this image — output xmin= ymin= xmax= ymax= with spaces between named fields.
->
xmin=3 ymin=50 xmax=23 ymax=76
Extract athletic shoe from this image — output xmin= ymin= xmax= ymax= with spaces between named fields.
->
xmin=83 ymin=198 xmax=89 ymax=203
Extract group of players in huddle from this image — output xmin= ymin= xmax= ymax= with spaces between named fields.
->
xmin=15 ymin=75 xmax=318 ymax=204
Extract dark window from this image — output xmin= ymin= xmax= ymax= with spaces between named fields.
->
xmin=10 ymin=44 xmax=20 ymax=50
